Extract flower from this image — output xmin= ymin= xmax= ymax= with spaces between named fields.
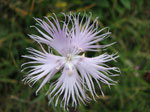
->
xmin=21 ymin=12 xmax=120 ymax=109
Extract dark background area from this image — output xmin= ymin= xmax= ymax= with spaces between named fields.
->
xmin=0 ymin=0 xmax=150 ymax=112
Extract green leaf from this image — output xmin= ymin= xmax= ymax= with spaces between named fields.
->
xmin=116 ymin=4 xmax=125 ymax=15
xmin=98 ymin=0 xmax=109 ymax=8
xmin=120 ymin=0 xmax=131 ymax=10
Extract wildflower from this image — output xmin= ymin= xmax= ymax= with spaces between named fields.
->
xmin=21 ymin=13 xmax=120 ymax=109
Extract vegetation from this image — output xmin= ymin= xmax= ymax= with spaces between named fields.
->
xmin=0 ymin=0 xmax=150 ymax=112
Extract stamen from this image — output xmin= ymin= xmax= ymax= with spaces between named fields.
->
xmin=81 ymin=53 xmax=85 ymax=57
xmin=56 ymin=66 xmax=60 ymax=70
xmin=66 ymin=62 xmax=73 ymax=76
xmin=73 ymin=44 xmax=83 ymax=53
xmin=68 ymin=70 xmax=73 ymax=75
xmin=79 ymin=48 xmax=83 ymax=52
xmin=66 ymin=54 xmax=72 ymax=62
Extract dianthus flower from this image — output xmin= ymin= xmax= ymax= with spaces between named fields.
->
xmin=22 ymin=12 xmax=120 ymax=109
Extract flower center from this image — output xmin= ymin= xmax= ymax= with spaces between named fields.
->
xmin=66 ymin=54 xmax=73 ymax=62
xmin=64 ymin=53 xmax=85 ymax=76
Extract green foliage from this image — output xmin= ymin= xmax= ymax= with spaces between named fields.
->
xmin=0 ymin=0 xmax=150 ymax=112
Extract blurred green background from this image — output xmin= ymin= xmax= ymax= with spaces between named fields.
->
xmin=0 ymin=0 xmax=150 ymax=112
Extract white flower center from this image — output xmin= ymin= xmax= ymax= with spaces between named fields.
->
xmin=64 ymin=53 xmax=85 ymax=76
xmin=65 ymin=54 xmax=74 ymax=76
xmin=66 ymin=54 xmax=73 ymax=62
xmin=55 ymin=54 xmax=85 ymax=76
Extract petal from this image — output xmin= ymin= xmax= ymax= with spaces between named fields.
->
xmin=75 ymin=53 xmax=120 ymax=99
xmin=48 ymin=64 xmax=89 ymax=109
xmin=71 ymin=13 xmax=112 ymax=54
xmin=30 ymin=14 xmax=71 ymax=56
xmin=22 ymin=44 xmax=65 ymax=93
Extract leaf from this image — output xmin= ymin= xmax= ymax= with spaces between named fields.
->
xmin=116 ymin=4 xmax=125 ymax=15
xmin=120 ymin=0 xmax=131 ymax=10
xmin=98 ymin=0 xmax=109 ymax=8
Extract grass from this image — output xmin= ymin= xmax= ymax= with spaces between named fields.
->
xmin=0 ymin=0 xmax=150 ymax=112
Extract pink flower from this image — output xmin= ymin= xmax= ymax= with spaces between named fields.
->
xmin=22 ymin=13 xmax=120 ymax=109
